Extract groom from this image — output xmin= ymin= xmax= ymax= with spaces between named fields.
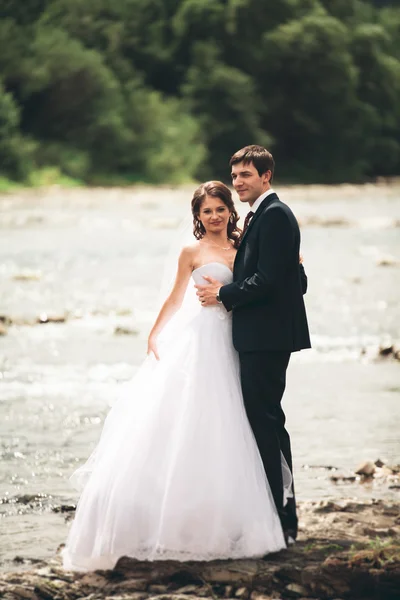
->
xmin=196 ymin=145 xmax=311 ymax=542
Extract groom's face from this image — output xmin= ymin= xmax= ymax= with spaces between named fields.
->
xmin=231 ymin=161 xmax=270 ymax=206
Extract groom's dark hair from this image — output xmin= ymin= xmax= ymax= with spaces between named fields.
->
xmin=229 ymin=145 xmax=275 ymax=182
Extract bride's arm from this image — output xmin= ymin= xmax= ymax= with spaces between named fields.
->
xmin=147 ymin=246 xmax=194 ymax=360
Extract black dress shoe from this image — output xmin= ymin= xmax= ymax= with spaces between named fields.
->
xmin=283 ymin=529 xmax=296 ymax=546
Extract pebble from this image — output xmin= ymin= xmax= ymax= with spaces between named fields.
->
xmin=355 ymin=461 xmax=376 ymax=476
xmin=114 ymin=326 xmax=139 ymax=335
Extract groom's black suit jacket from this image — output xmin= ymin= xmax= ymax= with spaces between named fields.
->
xmin=219 ymin=193 xmax=311 ymax=353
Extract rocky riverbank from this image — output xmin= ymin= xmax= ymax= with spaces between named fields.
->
xmin=1 ymin=500 xmax=399 ymax=600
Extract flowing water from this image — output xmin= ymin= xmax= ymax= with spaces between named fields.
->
xmin=0 ymin=183 xmax=399 ymax=569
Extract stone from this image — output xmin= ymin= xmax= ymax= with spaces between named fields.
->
xmin=148 ymin=584 xmax=169 ymax=594
xmin=36 ymin=313 xmax=66 ymax=324
xmin=362 ymin=526 xmax=397 ymax=537
xmin=235 ymin=588 xmax=249 ymax=599
xmin=329 ymin=474 xmax=357 ymax=483
xmin=0 ymin=315 xmax=12 ymax=325
xmin=79 ymin=572 xmax=109 ymax=588
xmin=105 ymin=594 xmax=148 ymax=600
xmin=13 ymin=271 xmax=42 ymax=281
xmin=5 ymin=585 xmax=34 ymax=599
xmin=355 ymin=461 xmax=376 ymax=476
xmin=114 ymin=326 xmax=139 ymax=336
xmin=284 ymin=583 xmax=308 ymax=597
xmin=1 ymin=500 xmax=400 ymax=600
xmin=175 ymin=585 xmax=204 ymax=595
xmin=313 ymin=501 xmax=344 ymax=513
xmin=376 ymin=255 xmax=398 ymax=267
xmin=34 ymin=581 xmax=59 ymax=600
xmin=52 ymin=504 xmax=76 ymax=513
xmin=250 ymin=592 xmax=276 ymax=600
xmin=107 ymin=579 xmax=149 ymax=592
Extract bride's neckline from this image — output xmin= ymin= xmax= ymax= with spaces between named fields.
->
xmin=192 ymin=261 xmax=233 ymax=274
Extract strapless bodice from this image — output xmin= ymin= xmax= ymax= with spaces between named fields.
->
xmin=192 ymin=262 xmax=233 ymax=285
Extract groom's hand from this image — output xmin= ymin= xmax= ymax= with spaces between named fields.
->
xmin=195 ymin=276 xmax=222 ymax=306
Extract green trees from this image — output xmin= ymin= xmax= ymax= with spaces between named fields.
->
xmin=261 ymin=11 xmax=366 ymax=181
xmin=0 ymin=0 xmax=399 ymax=184
xmin=0 ymin=82 xmax=32 ymax=180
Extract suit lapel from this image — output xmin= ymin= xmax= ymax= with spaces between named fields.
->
xmin=238 ymin=193 xmax=278 ymax=248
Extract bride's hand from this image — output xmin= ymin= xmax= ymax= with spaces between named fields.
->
xmin=147 ymin=335 xmax=160 ymax=361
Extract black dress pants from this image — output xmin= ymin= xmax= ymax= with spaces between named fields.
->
xmin=238 ymin=350 xmax=297 ymax=537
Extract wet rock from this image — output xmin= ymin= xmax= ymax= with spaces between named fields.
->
xmin=2 ymin=501 xmax=400 ymax=600
xmin=362 ymin=526 xmax=398 ymax=537
xmin=148 ymin=584 xmax=170 ymax=594
xmin=52 ymin=504 xmax=76 ymax=514
xmin=105 ymin=595 xmax=148 ymax=600
xmin=12 ymin=271 xmax=42 ymax=281
xmin=302 ymin=464 xmax=338 ymax=471
xmin=284 ymin=583 xmax=308 ymax=597
xmin=313 ymin=501 xmax=345 ymax=513
xmin=80 ymin=572 xmax=109 ymax=588
xmin=0 ymin=315 xmax=13 ymax=325
xmin=37 ymin=312 xmax=67 ymax=324
xmin=379 ymin=344 xmax=395 ymax=357
xmin=110 ymin=579 xmax=149 ymax=592
xmin=34 ymin=580 xmax=61 ymax=600
xmin=12 ymin=556 xmax=45 ymax=566
xmin=4 ymin=584 xmax=34 ymax=599
xmin=115 ymin=308 xmax=132 ymax=316
xmin=381 ymin=504 xmax=400 ymax=517
xmin=329 ymin=475 xmax=357 ymax=483
xmin=175 ymin=585 xmax=207 ymax=595
xmin=114 ymin=326 xmax=139 ymax=336
xmin=375 ymin=458 xmax=385 ymax=468
xmin=376 ymin=255 xmax=398 ymax=267
xmin=355 ymin=461 xmax=376 ymax=477
xmin=249 ymin=593 xmax=276 ymax=600
xmin=11 ymin=493 xmax=49 ymax=505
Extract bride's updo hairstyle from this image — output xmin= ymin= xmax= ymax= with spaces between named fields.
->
xmin=191 ymin=181 xmax=242 ymax=249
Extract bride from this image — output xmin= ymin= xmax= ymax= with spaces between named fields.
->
xmin=62 ymin=181 xmax=291 ymax=572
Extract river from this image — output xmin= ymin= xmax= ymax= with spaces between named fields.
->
xmin=0 ymin=183 xmax=399 ymax=569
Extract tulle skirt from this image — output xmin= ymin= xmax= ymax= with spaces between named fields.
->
xmin=63 ymin=305 xmax=288 ymax=571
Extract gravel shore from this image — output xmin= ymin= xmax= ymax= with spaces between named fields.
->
xmin=2 ymin=499 xmax=399 ymax=600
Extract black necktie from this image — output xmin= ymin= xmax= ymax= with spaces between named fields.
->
xmin=241 ymin=211 xmax=254 ymax=239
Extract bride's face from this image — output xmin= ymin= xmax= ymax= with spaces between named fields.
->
xmin=199 ymin=195 xmax=231 ymax=236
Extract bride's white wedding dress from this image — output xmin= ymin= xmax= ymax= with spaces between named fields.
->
xmin=63 ymin=263 xmax=289 ymax=571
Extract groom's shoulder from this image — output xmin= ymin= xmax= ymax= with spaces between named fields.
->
xmin=262 ymin=195 xmax=299 ymax=229
xmin=262 ymin=194 xmax=290 ymax=216
xmin=265 ymin=195 xmax=295 ymax=216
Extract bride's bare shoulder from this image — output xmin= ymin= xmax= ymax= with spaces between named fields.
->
xmin=180 ymin=241 xmax=202 ymax=259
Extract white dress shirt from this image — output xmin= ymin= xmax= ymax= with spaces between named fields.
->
xmin=217 ymin=189 xmax=276 ymax=303
xmin=250 ymin=188 xmax=276 ymax=215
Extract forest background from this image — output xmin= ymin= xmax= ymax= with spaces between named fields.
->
xmin=0 ymin=0 xmax=399 ymax=187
